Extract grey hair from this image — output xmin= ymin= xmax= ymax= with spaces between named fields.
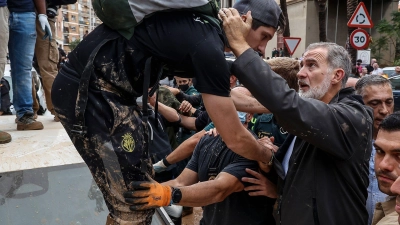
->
xmin=305 ymin=42 xmax=351 ymax=88
xmin=355 ymin=75 xmax=392 ymax=96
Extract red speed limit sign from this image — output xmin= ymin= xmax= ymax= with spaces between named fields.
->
xmin=350 ymin=29 xmax=370 ymax=50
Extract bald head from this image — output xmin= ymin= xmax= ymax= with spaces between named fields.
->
xmin=346 ymin=77 xmax=359 ymax=88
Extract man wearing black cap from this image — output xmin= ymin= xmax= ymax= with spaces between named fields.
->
xmin=219 ymin=6 xmax=373 ymax=225
xmin=52 ymin=0 xmax=284 ymax=224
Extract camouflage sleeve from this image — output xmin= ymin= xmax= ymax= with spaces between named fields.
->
xmin=158 ymin=86 xmax=181 ymax=111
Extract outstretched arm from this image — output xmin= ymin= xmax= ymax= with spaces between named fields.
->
xmin=176 ymin=92 xmax=203 ymax=106
xmin=149 ymin=93 xmax=180 ymax=123
xmin=124 ymin=171 xmax=243 ymax=209
xmin=153 ymin=130 xmax=205 ymax=173
xmin=222 ymin=8 xmax=372 ymax=159
xmin=231 ymin=88 xmax=270 ymax=114
xmin=171 ymin=172 xmax=243 ymax=207
xmin=163 ymin=168 xmax=199 ymax=187
xmin=203 ymin=94 xmax=272 ymax=163
xmin=179 ymin=115 xmax=197 ymax=131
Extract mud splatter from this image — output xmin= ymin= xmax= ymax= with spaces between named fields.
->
xmin=341 ymin=123 xmax=349 ymax=133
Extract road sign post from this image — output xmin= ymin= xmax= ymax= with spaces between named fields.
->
xmin=350 ymin=29 xmax=370 ymax=50
xmin=347 ymin=2 xmax=373 ymax=28
xmin=347 ymin=2 xmax=373 ymax=51
xmin=357 ymin=50 xmax=371 ymax=65
xmin=283 ymin=37 xmax=301 ymax=57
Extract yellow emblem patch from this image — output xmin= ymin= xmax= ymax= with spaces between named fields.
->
xmin=121 ymin=133 xmax=135 ymax=152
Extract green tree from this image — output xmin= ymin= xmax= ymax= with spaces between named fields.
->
xmin=370 ymin=11 xmax=400 ymax=65
xmin=69 ymin=39 xmax=81 ymax=51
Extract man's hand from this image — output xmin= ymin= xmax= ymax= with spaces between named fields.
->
xmin=219 ymin=8 xmax=251 ymax=56
xmin=38 ymin=14 xmax=52 ymax=40
xmin=257 ymin=137 xmax=278 ymax=170
xmin=258 ymin=137 xmax=278 ymax=153
xmin=179 ymin=100 xmax=193 ymax=113
xmin=148 ymin=89 xmax=157 ymax=106
xmin=164 ymin=86 xmax=180 ymax=95
xmin=153 ymin=159 xmax=168 ymax=173
xmin=205 ymin=128 xmax=219 ymax=137
xmin=124 ymin=177 xmax=172 ymax=210
xmin=242 ymin=168 xmax=278 ymax=199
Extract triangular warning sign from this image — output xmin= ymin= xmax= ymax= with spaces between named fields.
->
xmin=283 ymin=37 xmax=301 ymax=55
xmin=347 ymin=2 xmax=373 ymax=28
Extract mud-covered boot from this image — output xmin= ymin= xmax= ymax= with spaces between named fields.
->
xmin=15 ymin=113 xmax=37 ymax=123
xmin=16 ymin=112 xmax=44 ymax=130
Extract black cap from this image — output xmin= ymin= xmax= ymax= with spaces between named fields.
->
xmin=233 ymin=0 xmax=282 ymax=29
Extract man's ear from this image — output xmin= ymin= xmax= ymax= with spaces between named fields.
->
xmin=331 ymin=68 xmax=345 ymax=85
xmin=246 ymin=113 xmax=253 ymax=123
xmin=241 ymin=14 xmax=247 ymax=22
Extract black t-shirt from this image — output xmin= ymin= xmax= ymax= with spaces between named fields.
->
xmin=7 ymin=0 xmax=35 ymax=12
xmin=65 ymin=11 xmax=230 ymax=100
xmin=129 ymin=11 xmax=230 ymax=97
xmin=195 ymin=110 xmax=211 ymax=131
xmin=186 ymin=134 xmax=275 ymax=225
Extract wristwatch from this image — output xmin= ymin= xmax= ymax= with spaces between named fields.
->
xmin=171 ymin=187 xmax=182 ymax=204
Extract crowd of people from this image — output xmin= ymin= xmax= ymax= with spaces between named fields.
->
xmin=354 ymin=58 xmax=400 ymax=78
xmin=271 ymin=47 xmax=285 ymax=58
xmin=1 ymin=0 xmax=400 ymax=225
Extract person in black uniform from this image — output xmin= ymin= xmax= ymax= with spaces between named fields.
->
xmin=51 ymin=0 xmax=284 ymax=224
xmin=126 ymin=111 xmax=276 ymax=225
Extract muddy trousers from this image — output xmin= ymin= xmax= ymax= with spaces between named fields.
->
xmin=52 ymin=71 xmax=155 ymax=225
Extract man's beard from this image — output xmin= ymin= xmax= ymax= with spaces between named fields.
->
xmin=298 ymin=73 xmax=331 ymax=100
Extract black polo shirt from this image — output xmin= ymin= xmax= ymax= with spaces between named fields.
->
xmin=186 ymin=133 xmax=275 ymax=225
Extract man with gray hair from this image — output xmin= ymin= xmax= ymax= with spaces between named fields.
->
xmin=355 ymin=75 xmax=394 ymax=225
xmin=220 ymin=8 xmax=373 ymax=225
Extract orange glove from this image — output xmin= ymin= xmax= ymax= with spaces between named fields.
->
xmin=124 ymin=178 xmax=172 ymax=210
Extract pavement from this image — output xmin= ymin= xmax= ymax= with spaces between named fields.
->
xmin=0 ymin=115 xmax=82 ymax=173
xmin=0 ymin=114 xmax=204 ymax=224
xmin=182 ymin=207 xmax=203 ymax=225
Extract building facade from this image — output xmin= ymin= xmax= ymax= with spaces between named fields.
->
xmin=59 ymin=0 xmax=102 ymax=53
xmin=222 ymin=0 xmax=399 ymax=65
xmin=267 ymin=0 xmax=398 ymax=65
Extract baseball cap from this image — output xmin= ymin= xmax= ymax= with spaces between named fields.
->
xmin=233 ymin=0 xmax=282 ymax=29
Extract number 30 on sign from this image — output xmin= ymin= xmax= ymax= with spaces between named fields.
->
xmin=350 ymin=29 xmax=370 ymax=50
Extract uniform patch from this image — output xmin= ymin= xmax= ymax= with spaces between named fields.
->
xmin=122 ymin=133 xmax=135 ymax=152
